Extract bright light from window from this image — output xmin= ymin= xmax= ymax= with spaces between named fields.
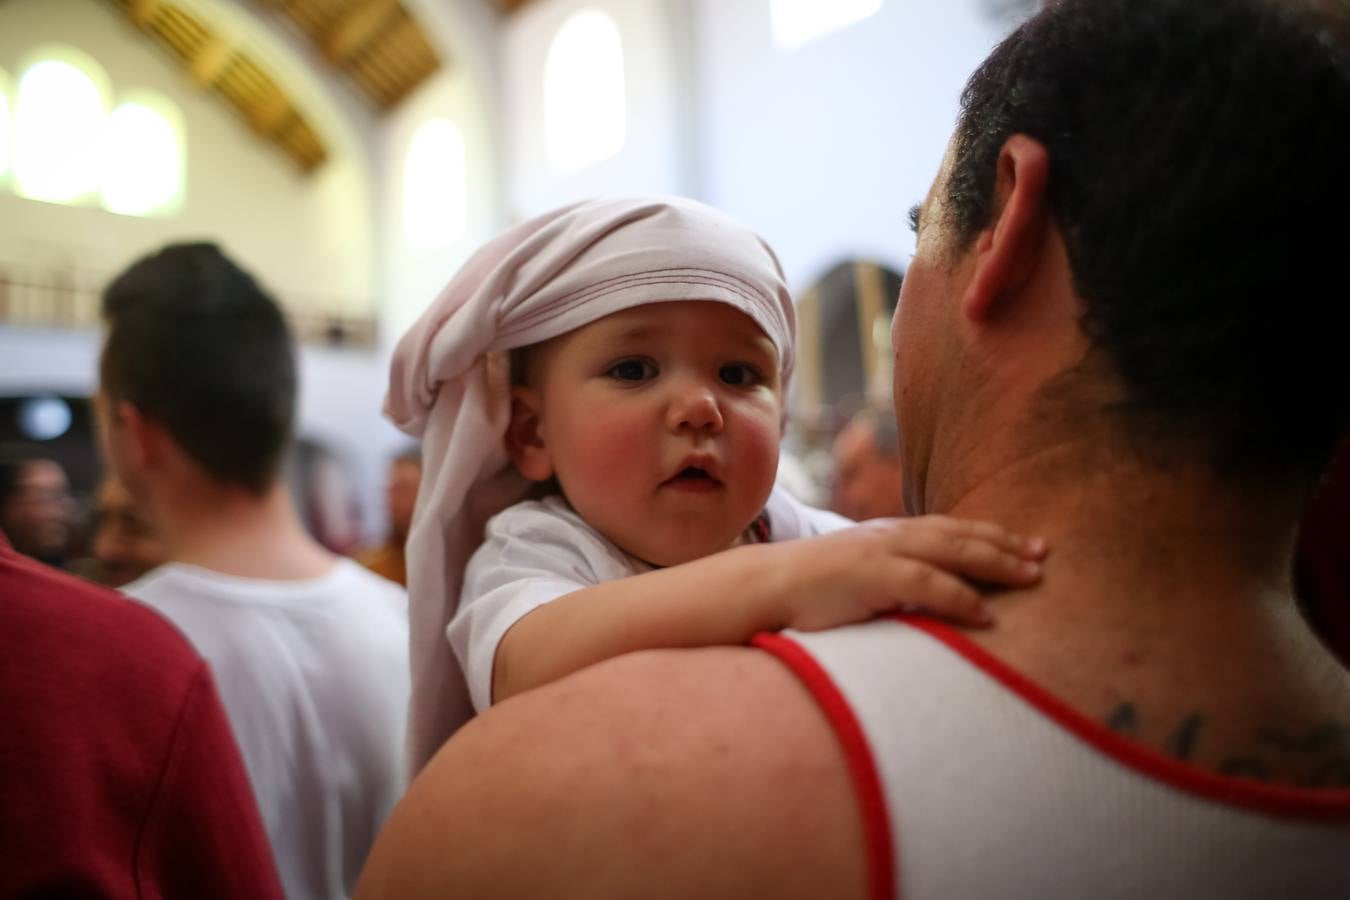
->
xmin=770 ymin=0 xmax=883 ymax=51
xmin=0 ymin=70 xmax=11 ymax=178
xmin=101 ymin=100 xmax=183 ymax=216
xmin=15 ymin=59 xmax=108 ymax=203
xmin=403 ymin=118 xmax=467 ymax=248
xmin=543 ymin=9 xmax=625 ymax=174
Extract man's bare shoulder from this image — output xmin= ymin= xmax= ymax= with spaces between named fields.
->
xmin=356 ymin=645 xmax=867 ymax=900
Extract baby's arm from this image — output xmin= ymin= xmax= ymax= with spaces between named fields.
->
xmin=492 ymin=516 xmax=1046 ymax=704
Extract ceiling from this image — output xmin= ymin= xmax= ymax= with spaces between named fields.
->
xmin=104 ymin=0 xmax=445 ymax=172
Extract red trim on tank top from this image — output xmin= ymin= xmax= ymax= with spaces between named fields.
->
xmin=753 ymin=632 xmax=896 ymax=900
xmin=898 ymin=614 xmax=1350 ymax=820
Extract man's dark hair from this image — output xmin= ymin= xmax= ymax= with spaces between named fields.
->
xmin=945 ymin=0 xmax=1350 ymax=485
xmin=101 ymin=243 xmax=296 ymax=495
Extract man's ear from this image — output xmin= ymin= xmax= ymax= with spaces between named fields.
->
xmin=962 ymin=134 xmax=1050 ymax=322
xmin=504 ymin=386 xmax=554 ymax=482
xmin=111 ymin=400 xmax=168 ymax=475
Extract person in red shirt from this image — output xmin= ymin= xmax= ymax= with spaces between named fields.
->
xmin=0 ymin=529 xmax=283 ymax=899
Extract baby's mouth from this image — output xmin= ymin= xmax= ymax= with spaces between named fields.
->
xmin=663 ymin=466 xmax=722 ymax=488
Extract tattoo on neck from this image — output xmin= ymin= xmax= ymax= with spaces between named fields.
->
xmin=1106 ymin=703 xmax=1138 ymax=736
xmin=1104 ymin=705 xmax=1350 ymax=787
xmin=1164 ymin=714 xmax=1204 ymax=762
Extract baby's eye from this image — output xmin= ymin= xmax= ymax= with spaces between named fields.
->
xmin=719 ymin=363 xmax=762 ymax=387
xmin=607 ymin=359 xmax=657 ymax=381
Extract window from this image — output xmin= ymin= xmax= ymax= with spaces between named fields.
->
xmin=543 ymin=9 xmax=625 ymax=174
xmin=6 ymin=46 xmax=185 ymax=217
xmin=0 ymin=68 xmax=11 ymax=181
xmin=770 ymin=0 xmax=883 ymax=51
xmin=403 ymin=118 xmax=467 ymax=248
xmin=14 ymin=50 xmax=110 ymax=203
xmin=101 ymin=93 xmax=185 ymax=216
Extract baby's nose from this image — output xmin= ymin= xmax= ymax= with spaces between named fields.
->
xmin=667 ymin=383 xmax=724 ymax=433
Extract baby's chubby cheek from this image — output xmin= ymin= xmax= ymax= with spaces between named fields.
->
xmin=561 ymin=411 xmax=656 ymax=490
xmin=732 ymin=410 xmax=783 ymax=496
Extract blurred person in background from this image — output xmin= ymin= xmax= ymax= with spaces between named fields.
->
xmin=830 ymin=408 xmax=905 ymax=520
xmin=0 ymin=529 xmax=284 ymax=898
xmin=97 ymin=242 xmax=410 ymax=900
xmin=356 ymin=447 xmax=421 ymax=587
xmin=0 ymin=453 xmax=73 ymax=568
xmin=90 ymin=474 xmax=167 ymax=588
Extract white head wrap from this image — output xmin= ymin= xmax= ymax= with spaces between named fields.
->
xmin=385 ymin=196 xmax=796 ymax=772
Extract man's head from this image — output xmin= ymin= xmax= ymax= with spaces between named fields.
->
xmin=830 ymin=410 xmax=904 ymax=521
xmin=894 ymin=0 xmax=1350 ymax=514
xmin=506 ymin=300 xmax=784 ymax=567
xmin=91 ymin=475 xmax=166 ymax=587
xmin=0 ymin=455 xmax=71 ymax=563
xmin=98 ymin=243 xmax=297 ymax=500
xmin=385 ymin=448 xmax=422 ymax=544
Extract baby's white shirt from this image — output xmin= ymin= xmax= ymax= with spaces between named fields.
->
xmin=450 ymin=486 xmax=852 ymax=712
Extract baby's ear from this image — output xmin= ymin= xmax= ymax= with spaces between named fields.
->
xmin=504 ymin=386 xmax=554 ymax=482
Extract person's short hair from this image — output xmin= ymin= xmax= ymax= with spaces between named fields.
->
xmin=944 ymin=0 xmax=1350 ymax=486
xmin=100 ymin=243 xmax=296 ymax=495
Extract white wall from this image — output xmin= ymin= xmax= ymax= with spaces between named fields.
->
xmin=0 ymin=0 xmax=376 ymax=315
xmin=692 ymin=0 xmax=1014 ymax=289
xmin=380 ymin=0 xmax=508 ymax=346
xmin=501 ymin=0 xmax=688 ymax=218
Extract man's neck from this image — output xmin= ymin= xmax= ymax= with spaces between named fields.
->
xmin=151 ymin=479 xmax=335 ymax=582
xmin=924 ymin=434 xmax=1350 ymax=782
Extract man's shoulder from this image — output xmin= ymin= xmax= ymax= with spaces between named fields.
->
xmin=357 ymin=646 xmax=867 ymax=900
xmin=2 ymin=550 xmax=202 ymax=674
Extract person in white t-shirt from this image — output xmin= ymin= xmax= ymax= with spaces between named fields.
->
xmin=96 ymin=243 xmax=410 ymax=900
xmin=383 ymin=196 xmax=1048 ymax=768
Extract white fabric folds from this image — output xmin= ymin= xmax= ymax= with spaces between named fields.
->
xmin=385 ymin=196 xmax=796 ymax=772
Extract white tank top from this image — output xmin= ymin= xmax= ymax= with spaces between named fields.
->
xmin=755 ymin=617 xmax=1350 ymax=900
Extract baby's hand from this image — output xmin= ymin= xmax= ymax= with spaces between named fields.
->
xmin=773 ymin=516 xmax=1047 ymax=631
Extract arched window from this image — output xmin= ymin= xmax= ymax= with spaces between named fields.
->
xmin=543 ymin=9 xmax=625 ymax=174
xmin=770 ymin=0 xmax=883 ymax=51
xmin=14 ymin=48 xmax=110 ymax=204
xmin=101 ymin=92 xmax=185 ymax=216
xmin=403 ymin=118 xmax=467 ymax=248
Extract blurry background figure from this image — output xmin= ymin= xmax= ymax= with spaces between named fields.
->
xmin=0 ymin=454 xmax=73 ymax=567
xmin=356 ymin=447 xmax=421 ymax=587
xmin=288 ymin=437 xmax=365 ymax=556
xmin=787 ymin=261 xmax=905 ymax=498
xmin=830 ymin=409 xmax=905 ymax=521
xmin=91 ymin=475 xmax=166 ymax=588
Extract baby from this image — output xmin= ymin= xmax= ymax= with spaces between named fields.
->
xmin=387 ymin=197 xmax=1044 ymax=770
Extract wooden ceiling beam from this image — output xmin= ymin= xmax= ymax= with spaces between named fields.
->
xmin=249 ymin=91 xmax=295 ymax=138
xmin=322 ymin=0 xmax=400 ymax=64
xmin=130 ymin=0 xmax=162 ymax=28
xmin=189 ymin=36 xmax=235 ymax=87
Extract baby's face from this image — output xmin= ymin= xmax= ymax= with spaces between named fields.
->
xmin=522 ymin=301 xmax=783 ymax=567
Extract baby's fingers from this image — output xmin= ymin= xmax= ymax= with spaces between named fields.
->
xmin=925 ymin=516 xmax=1047 ymax=560
xmin=883 ymin=518 xmax=1045 ymax=587
xmin=881 ymin=559 xmax=993 ymax=627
